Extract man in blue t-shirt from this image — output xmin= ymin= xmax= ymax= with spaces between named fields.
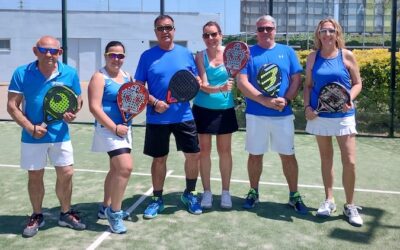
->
xmin=134 ymin=15 xmax=202 ymax=219
xmin=237 ymin=15 xmax=309 ymax=214
xmin=7 ymin=35 xmax=85 ymax=237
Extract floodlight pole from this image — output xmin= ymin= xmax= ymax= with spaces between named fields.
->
xmin=160 ymin=0 xmax=164 ymax=15
xmin=269 ymin=0 xmax=273 ymax=16
xmin=389 ymin=0 xmax=397 ymax=137
xmin=62 ymin=0 xmax=67 ymax=64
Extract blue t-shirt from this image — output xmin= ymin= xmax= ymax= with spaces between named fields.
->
xmin=134 ymin=44 xmax=198 ymax=124
xmin=8 ymin=61 xmax=81 ymax=143
xmin=96 ymin=67 xmax=132 ymax=125
xmin=193 ymin=49 xmax=234 ymax=110
xmin=311 ymin=49 xmax=355 ymax=118
xmin=241 ymin=43 xmax=302 ymax=117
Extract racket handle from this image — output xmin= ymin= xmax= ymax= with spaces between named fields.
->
xmin=40 ymin=122 xmax=47 ymax=128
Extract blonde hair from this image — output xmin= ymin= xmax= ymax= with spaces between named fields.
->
xmin=313 ymin=18 xmax=345 ymax=50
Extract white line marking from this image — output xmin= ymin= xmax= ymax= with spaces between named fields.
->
xmin=85 ymin=170 xmax=173 ymax=250
xmin=1 ymin=164 xmax=399 ymax=195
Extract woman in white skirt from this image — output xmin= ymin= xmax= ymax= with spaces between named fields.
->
xmin=88 ymin=41 xmax=133 ymax=234
xmin=303 ymin=18 xmax=363 ymax=227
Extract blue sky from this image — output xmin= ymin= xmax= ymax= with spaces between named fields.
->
xmin=0 ymin=0 xmax=241 ymax=35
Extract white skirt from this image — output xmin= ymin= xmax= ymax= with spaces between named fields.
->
xmin=305 ymin=115 xmax=357 ymax=136
xmin=91 ymin=123 xmax=132 ymax=152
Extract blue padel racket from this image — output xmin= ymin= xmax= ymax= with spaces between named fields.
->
xmin=117 ymin=81 xmax=149 ymax=124
xmin=314 ymin=82 xmax=351 ymax=114
xmin=257 ymin=63 xmax=282 ymax=97
xmin=41 ymin=85 xmax=78 ymax=127
xmin=166 ymin=70 xmax=200 ymax=104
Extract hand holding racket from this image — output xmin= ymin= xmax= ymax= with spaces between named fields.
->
xmin=257 ymin=63 xmax=285 ymax=111
xmin=117 ymin=81 xmax=149 ymax=124
xmin=314 ymin=82 xmax=351 ymax=115
xmin=41 ymin=85 xmax=78 ymax=128
xmin=166 ymin=70 xmax=200 ymax=104
xmin=222 ymin=41 xmax=249 ymax=98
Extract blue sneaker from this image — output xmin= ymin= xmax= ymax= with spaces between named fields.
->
xmin=105 ymin=207 xmax=127 ymax=234
xmin=98 ymin=205 xmax=130 ymax=220
xmin=181 ymin=191 xmax=202 ymax=215
xmin=143 ymin=196 xmax=165 ymax=219
xmin=22 ymin=213 xmax=45 ymax=238
xmin=288 ymin=192 xmax=309 ymax=215
xmin=243 ymin=188 xmax=259 ymax=209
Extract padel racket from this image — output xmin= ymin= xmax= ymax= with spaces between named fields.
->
xmin=41 ymin=85 xmax=78 ymax=127
xmin=166 ymin=70 xmax=200 ymax=104
xmin=117 ymin=81 xmax=149 ymax=124
xmin=314 ymin=82 xmax=351 ymax=114
xmin=257 ymin=63 xmax=282 ymax=97
xmin=223 ymin=41 xmax=250 ymax=78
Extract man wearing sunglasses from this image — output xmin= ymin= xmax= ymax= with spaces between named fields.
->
xmin=135 ymin=15 xmax=203 ymax=219
xmin=7 ymin=35 xmax=85 ymax=237
xmin=237 ymin=15 xmax=309 ymax=214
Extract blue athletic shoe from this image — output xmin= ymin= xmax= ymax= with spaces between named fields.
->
xmin=288 ymin=192 xmax=309 ymax=215
xmin=98 ymin=205 xmax=130 ymax=220
xmin=242 ymin=188 xmax=259 ymax=209
xmin=143 ymin=196 xmax=165 ymax=219
xmin=105 ymin=207 xmax=127 ymax=234
xmin=181 ymin=191 xmax=202 ymax=215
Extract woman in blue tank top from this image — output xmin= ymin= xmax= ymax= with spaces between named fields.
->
xmin=88 ymin=41 xmax=133 ymax=234
xmin=192 ymin=21 xmax=238 ymax=210
xmin=303 ymin=18 xmax=363 ymax=227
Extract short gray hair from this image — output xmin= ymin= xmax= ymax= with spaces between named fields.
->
xmin=256 ymin=15 xmax=276 ymax=27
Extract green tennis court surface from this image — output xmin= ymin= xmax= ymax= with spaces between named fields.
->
xmin=0 ymin=121 xmax=399 ymax=249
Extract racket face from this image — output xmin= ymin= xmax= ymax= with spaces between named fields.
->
xmin=257 ymin=63 xmax=282 ymax=97
xmin=223 ymin=41 xmax=250 ymax=77
xmin=316 ymin=82 xmax=351 ymax=113
xmin=166 ymin=70 xmax=200 ymax=104
xmin=43 ymin=86 xmax=78 ymax=124
xmin=117 ymin=82 xmax=149 ymax=123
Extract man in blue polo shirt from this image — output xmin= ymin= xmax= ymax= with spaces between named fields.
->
xmin=7 ymin=35 xmax=85 ymax=237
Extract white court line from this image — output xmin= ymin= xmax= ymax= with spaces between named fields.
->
xmin=1 ymin=164 xmax=400 ymax=195
xmin=86 ymin=170 xmax=174 ymax=250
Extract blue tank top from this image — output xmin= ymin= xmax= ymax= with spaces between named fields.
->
xmin=97 ymin=67 xmax=131 ymax=125
xmin=193 ymin=49 xmax=234 ymax=109
xmin=311 ymin=49 xmax=355 ymax=118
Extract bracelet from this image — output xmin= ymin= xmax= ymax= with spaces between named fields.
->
xmin=283 ymin=97 xmax=291 ymax=106
xmin=32 ymin=125 xmax=36 ymax=137
xmin=153 ymin=99 xmax=159 ymax=107
xmin=218 ymin=86 xmax=222 ymax=93
xmin=115 ymin=125 xmax=118 ymax=136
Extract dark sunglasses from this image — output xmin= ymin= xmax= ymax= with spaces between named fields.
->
xmin=105 ymin=52 xmax=125 ymax=59
xmin=36 ymin=46 xmax=60 ymax=55
xmin=319 ymin=29 xmax=336 ymax=35
xmin=155 ymin=25 xmax=174 ymax=32
xmin=202 ymin=32 xmax=219 ymax=39
xmin=257 ymin=26 xmax=275 ymax=33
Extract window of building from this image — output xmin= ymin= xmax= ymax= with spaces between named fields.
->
xmin=0 ymin=39 xmax=11 ymax=52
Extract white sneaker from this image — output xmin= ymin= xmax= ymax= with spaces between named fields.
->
xmin=343 ymin=204 xmax=363 ymax=227
xmin=316 ymin=199 xmax=336 ymax=217
xmin=220 ymin=190 xmax=232 ymax=209
xmin=201 ymin=191 xmax=213 ymax=209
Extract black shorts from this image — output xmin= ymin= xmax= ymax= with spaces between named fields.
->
xmin=144 ymin=120 xmax=200 ymax=158
xmin=192 ymin=105 xmax=238 ymax=135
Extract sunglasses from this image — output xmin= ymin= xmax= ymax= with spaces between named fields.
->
xmin=105 ymin=52 xmax=125 ymax=59
xmin=257 ymin=26 xmax=275 ymax=33
xmin=36 ymin=46 xmax=60 ymax=55
xmin=202 ymin=32 xmax=219 ymax=39
xmin=155 ymin=25 xmax=174 ymax=32
xmin=319 ymin=29 xmax=336 ymax=35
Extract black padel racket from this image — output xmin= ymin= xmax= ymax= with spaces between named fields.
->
xmin=117 ymin=82 xmax=149 ymax=124
xmin=41 ymin=85 xmax=78 ymax=127
xmin=314 ymin=82 xmax=351 ymax=114
xmin=166 ymin=70 xmax=200 ymax=104
xmin=257 ymin=63 xmax=282 ymax=97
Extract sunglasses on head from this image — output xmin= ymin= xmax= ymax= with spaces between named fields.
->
xmin=202 ymin=32 xmax=219 ymax=39
xmin=319 ymin=29 xmax=336 ymax=35
xmin=257 ymin=26 xmax=275 ymax=33
xmin=37 ymin=46 xmax=60 ymax=55
xmin=105 ymin=52 xmax=125 ymax=59
xmin=155 ymin=25 xmax=174 ymax=32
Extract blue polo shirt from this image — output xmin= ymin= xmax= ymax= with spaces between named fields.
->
xmin=8 ymin=61 xmax=81 ymax=143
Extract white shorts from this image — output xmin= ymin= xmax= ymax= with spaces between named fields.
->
xmin=21 ymin=141 xmax=74 ymax=170
xmin=91 ymin=123 xmax=132 ymax=152
xmin=245 ymin=114 xmax=295 ymax=155
xmin=306 ymin=115 xmax=357 ymax=136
